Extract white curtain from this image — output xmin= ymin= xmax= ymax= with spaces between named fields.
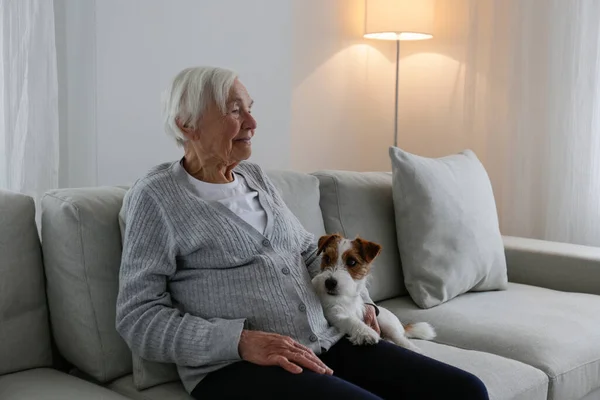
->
xmin=460 ymin=0 xmax=600 ymax=246
xmin=0 ymin=0 xmax=59 ymax=205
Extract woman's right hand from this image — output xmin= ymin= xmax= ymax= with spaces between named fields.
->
xmin=238 ymin=330 xmax=333 ymax=375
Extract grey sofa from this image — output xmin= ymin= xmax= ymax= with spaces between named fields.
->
xmin=1 ymin=169 xmax=600 ymax=400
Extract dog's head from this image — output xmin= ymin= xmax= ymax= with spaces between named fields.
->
xmin=311 ymin=233 xmax=382 ymax=297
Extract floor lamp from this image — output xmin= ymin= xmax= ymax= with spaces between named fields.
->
xmin=363 ymin=0 xmax=434 ymax=148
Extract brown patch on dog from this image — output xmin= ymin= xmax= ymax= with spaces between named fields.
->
xmin=342 ymin=247 xmax=371 ymax=280
xmin=317 ymin=234 xmax=342 ymax=270
xmin=353 ymin=237 xmax=382 ymax=263
xmin=342 ymin=238 xmax=383 ymax=280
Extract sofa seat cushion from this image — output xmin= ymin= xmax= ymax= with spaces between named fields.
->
xmin=0 ymin=368 xmax=129 ymax=399
xmin=108 ymin=374 xmax=192 ymax=400
xmin=110 ymin=343 xmax=548 ymax=400
xmin=416 ymin=340 xmax=548 ymax=400
xmin=379 ymin=283 xmax=600 ymax=400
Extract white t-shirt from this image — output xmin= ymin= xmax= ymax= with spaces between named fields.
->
xmin=183 ymin=167 xmax=267 ymax=234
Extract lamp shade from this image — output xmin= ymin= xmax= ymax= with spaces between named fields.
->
xmin=364 ymin=0 xmax=434 ymax=41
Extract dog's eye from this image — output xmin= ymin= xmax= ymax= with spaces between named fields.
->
xmin=346 ymin=258 xmax=357 ymax=267
xmin=323 ymin=255 xmax=331 ymax=264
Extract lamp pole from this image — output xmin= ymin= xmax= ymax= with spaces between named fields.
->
xmin=394 ymin=39 xmax=400 ymax=148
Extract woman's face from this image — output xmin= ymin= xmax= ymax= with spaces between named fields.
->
xmin=184 ymin=79 xmax=257 ymax=165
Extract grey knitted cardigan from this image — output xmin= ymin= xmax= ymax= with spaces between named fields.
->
xmin=116 ymin=160 xmax=374 ymax=393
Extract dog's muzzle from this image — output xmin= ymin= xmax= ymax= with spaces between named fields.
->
xmin=325 ymin=278 xmax=338 ymax=294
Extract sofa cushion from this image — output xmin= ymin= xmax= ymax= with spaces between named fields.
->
xmin=266 ymin=170 xmax=326 ymax=237
xmin=0 ymin=368 xmax=129 ymax=399
xmin=313 ymin=171 xmax=406 ymax=302
xmin=108 ymin=374 xmax=192 ymax=400
xmin=0 ymin=190 xmax=52 ymax=375
xmin=389 ymin=147 xmax=507 ymax=309
xmin=41 ymin=188 xmax=131 ymax=382
xmin=379 ymin=283 xmax=600 ymax=400
xmin=417 ymin=341 xmax=548 ymax=400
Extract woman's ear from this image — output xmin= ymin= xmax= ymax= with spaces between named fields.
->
xmin=176 ymin=118 xmax=199 ymax=140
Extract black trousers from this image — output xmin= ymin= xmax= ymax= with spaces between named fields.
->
xmin=192 ymin=338 xmax=489 ymax=400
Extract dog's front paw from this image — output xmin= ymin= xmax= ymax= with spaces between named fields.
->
xmin=348 ymin=327 xmax=380 ymax=346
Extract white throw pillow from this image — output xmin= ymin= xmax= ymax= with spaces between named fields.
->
xmin=389 ymin=147 xmax=508 ymax=309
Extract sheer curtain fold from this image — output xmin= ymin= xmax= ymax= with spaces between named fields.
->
xmin=0 ymin=0 xmax=59 ymax=207
xmin=462 ymin=0 xmax=600 ymax=246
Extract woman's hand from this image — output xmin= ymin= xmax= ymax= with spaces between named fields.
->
xmin=364 ymin=305 xmax=381 ymax=335
xmin=238 ymin=330 xmax=333 ymax=375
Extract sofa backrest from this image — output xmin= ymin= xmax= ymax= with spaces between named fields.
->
xmin=0 ymin=190 xmax=52 ymax=375
xmin=314 ymin=171 xmax=407 ymax=301
xmin=39 ymin=171 xmax=326 ymax=383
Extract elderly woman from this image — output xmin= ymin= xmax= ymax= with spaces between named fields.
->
xmin=116 ymin=66 xmax=489 ymax=400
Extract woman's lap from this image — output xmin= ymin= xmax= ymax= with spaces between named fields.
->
xmin=191 ymin=359 xmax=381 ymax=400
xmin=192 ymin=338 xmax=489 ymax=400
xmin=321 ymin=338 xmax=489 ymax=400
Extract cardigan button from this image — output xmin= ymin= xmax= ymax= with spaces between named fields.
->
xmin=281 ymin=267 xmax=290 ymax=275
xmin=262 ymin=239 xmax=270 ymax=247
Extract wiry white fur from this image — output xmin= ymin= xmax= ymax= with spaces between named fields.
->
xmin=312 ymin=237 xmax=436 ymax=353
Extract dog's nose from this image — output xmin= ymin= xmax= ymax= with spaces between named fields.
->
xmin=325 ymin=278 xmax=338 ymax=291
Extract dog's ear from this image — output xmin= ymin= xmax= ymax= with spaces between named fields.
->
xmin=354 ymin=237 xmax=382 ymax=263
xmin=317 ymin=234 xmax=342 ymax=255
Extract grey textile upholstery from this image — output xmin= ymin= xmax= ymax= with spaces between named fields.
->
xmin=0 ymin=369 xmax=129 ymax=399
xmin=266 ymin=169 xmax=327 ymax=238
xmin=416 ymin=341 xmax=548 ymax=400
xmin=0 ymin=190 xmax=52 ymax=375
xmin=389 ymin=147 xmax=507 ymax=308
xmin=504 ymin=235 xmax=600 ymax=296
xmin=108 ymin=375 xmax=193 ymax=400
xmin=41 ymin=187 xmax=131 ymax=382
xmin=313 ymin=171 xmax=406 ymax=302
xmin=379 ymin=283 xmax=600 ymax=400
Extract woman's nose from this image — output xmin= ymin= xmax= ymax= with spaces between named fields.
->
xmin=243 ymin=112 xmax=257 ymax=130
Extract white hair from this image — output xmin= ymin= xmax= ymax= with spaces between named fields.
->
xmin=162 ymin=66 xmax=238 ymax=146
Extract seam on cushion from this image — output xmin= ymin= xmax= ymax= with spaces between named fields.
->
xmin=426 ymin=338 xmax=547 ymax=373
xmin=110 ymin=382 xmax=154 ymax=400
xmin=43 ymin=193 xmax=107 ymax=382
xmin=316 ymin=174 xmax=348 ymax=237
xmin=551 ymin=357 xmax=600 ymax=380
xmin=548 ymin=356 xmax=600 ymax=400
xmin=509 ymin=380 xmax=549 ymax=399
xmin=313 ymin=174 xmax=348 ymax=237
xmin=331 ymin=176 xmax=348 ymax=237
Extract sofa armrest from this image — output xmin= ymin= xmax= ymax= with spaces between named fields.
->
xmin=503 ymin=235 xmax=600 ymax=295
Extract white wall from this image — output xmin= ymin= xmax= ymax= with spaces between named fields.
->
xmin=55 ymin=0 xmax=97 ymax=188
xmin=291 ymin=0 xmax=396 ymax=172
xmin=55 ymin=0 xmax=439 ymax=187
xmin=56 ymin=0 xmax=292 ymax=187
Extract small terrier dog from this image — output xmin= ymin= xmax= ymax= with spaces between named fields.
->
xmin=312 ymin=234 xmax=436 ymax=353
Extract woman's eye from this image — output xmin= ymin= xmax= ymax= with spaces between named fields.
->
xmin=346 ymin=259 xmax=357 ymax=267
xmin=231 ymin=109 xmax=240 ymax=114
